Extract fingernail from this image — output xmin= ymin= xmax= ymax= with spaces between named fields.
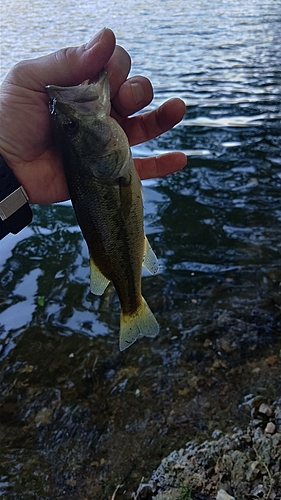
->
xmin=85 ymin=28 xmax=106 ymax=50
xmin=131 ymin=82 xmax=144 ymax=105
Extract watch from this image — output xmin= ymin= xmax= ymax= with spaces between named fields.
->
xmin=0 ymin=155 xmax=33 ymax=240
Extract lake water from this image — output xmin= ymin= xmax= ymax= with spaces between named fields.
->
xmin=1 ymin=0 xmax=281 ymax=498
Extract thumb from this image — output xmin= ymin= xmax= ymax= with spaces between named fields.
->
xmin=7 ymin=28 xmax=116 ymax=90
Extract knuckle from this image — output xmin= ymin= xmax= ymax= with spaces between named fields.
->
xmin=7 ymin=60 xmax=30 ymax=85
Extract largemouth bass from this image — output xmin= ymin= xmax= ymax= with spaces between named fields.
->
xmin=46 ymin=71 xmax=159 ymax=350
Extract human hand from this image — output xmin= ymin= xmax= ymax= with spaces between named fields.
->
xmin=0 ymin=28 xmax=186 ymax=204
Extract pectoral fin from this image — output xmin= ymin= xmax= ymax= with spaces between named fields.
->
xmin=90 ymin=256 xmax=110 ymax=295
xmin=143 ymin=237 xmax=158 ymax=275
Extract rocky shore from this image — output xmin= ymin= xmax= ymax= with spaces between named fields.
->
xmin=133 ymin=397 xmax=281 ymax=500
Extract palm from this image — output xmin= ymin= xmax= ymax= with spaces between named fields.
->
xmin=0 ymin=86 xmax=65 ymax=202
xmin=0 ymin=29 xmax=186 ymax=204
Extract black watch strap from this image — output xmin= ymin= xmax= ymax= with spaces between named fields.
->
xmin=0 ymin=155 xmax=32 ymax=240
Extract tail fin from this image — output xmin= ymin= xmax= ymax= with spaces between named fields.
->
xmin=119 ymin=298 xmax=159 ymax=351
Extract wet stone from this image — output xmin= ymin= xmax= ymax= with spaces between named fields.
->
xmin=264 ymin=422 xmax=276 ymax=434
xmin=216 ymin=490 xmax=235 ymax=500
xmin=134 ymin=399 xmax=281 ymax=500
xmin=258 ymin=403 xmax=273 ymax=417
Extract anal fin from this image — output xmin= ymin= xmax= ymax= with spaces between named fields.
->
xmin=143 ymin=236 xmax=158 ymax=275
xmin=90 ymin=256 xmax=110 ymax=295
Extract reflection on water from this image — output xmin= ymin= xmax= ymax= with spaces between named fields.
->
xmin=1 ymin=0 xmax=281 ymax=498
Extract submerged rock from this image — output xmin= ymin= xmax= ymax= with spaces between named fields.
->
xmin=133 ymin=398 xmax=281 ymax=500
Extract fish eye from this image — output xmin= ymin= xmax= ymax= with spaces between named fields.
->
xmin=63 ymin=120 xmax=78 ymax=135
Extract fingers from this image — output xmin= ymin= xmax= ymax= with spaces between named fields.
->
xmin=122 ymin=97 xmax=186 ymax=146
xmin=107 ymin=48 xmax=153 ymax=117
xmin=111 ymin=75 xmax=153 ymax=118
xmin=106 ymin=45 xmax=131 ymax=97
xmin=135 ymin=152 xmax=187 ymax=180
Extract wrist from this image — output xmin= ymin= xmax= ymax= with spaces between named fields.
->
xmin=0 ymin=154 xmax=33 ymax=240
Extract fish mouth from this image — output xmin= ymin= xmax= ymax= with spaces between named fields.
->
xmin=46 ymin=84 xmax=99 ymax=103
xmin=48 ymin=97 xmax=57 ymax=116
xmin=46 ymin=69 xmax=110 ymax=115
xmin=46 ymin=84 xmax=104 ymax=118
xmin=47 ymin=96 xmax=73 ymax=119
xmin=46 ymin=70 xmax=108 ymax=102
xmin=47 ymin=88 xmax=101 ymax=118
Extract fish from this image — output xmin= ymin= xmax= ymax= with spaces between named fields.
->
xmin=46 ymin=70 xmax=159 ymax=350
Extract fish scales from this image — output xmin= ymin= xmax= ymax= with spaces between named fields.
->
xmin=47 ymin=70 xmax=159 ymax=350
xmin=72 ymin=168 xmax=144 ymax=315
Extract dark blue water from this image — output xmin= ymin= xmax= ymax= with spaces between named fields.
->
xmin=1 ymin=0 xmax=281 ymax=498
